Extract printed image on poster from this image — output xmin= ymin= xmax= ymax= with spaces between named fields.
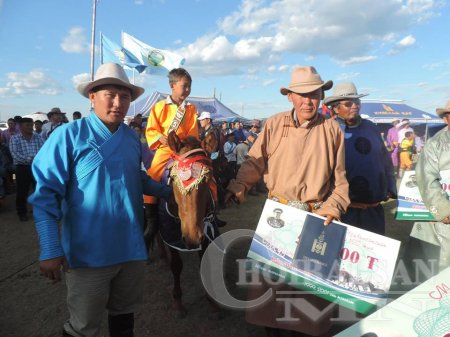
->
xmin=293 ymin=215 xmax=347 ymax=279
xmin=396 ymin=170 xmax=450 ymax=220
xmin=247 ymin=199 xmax=401 ymax=314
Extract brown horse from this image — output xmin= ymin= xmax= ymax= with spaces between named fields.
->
xmin=158 ymin=131 xmax=221 ymax=316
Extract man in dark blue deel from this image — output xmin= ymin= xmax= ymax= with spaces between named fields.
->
xmin=324 ymin=82 xmax=397 ymax=235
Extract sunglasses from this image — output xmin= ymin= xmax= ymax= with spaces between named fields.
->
xmin=339 ymin=99 xmax=361 ymax=108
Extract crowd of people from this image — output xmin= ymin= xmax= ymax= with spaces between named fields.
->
xmin=0 ymin=62 xmax=449 ymax=337
xmin=385 ymin=117 xmax=425 ymax=177
xmin=0 ymin=109 xmax=83 ymax=215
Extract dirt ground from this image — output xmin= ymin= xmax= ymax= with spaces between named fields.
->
xmin=0 ymin=190 xmax=415 ymax=337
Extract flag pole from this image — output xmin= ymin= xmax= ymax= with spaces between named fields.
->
xmin=90 ymin=0 xmax=97 ymax=81
xmin=133 ymin=69 xmax=136 ymax=116
xmin=88 ymin=0 xmax=98 ymax=112
xmin=99 ymin=31 xmax=103 ymax=65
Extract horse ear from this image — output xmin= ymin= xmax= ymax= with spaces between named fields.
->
xmin=168 ymin=131 xmax=182 ymax=153
xmin=201 ymin=132 xmax=218 ymax=154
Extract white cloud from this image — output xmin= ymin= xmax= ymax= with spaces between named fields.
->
xmin=400 ymin=0 xmax=439 ymax=22
xmin=337 ymin=56 xmax=377 ymax=66
xmin=398 ymin=35 xmax=416 ymax=47
xmin=262 ymin=79 xmax=276 ymax=86
xmin=336 ymin=72 xmax=361 ymax=81
xmin=218 ymin=0 xmax=275 ymax=36
xmin=0 ymin=70 xmax=63 ymax=97
xmin=134 ymin=0 xmax=144 ymax=4
xmin=176 ymin=0 xmax=440 ymax=76
xmin=72 ymin=73 xmax=90 ymax=90
xmin=61 ymin=27 xmax=91 ymax=53
xmin=382 ymin=33 xmax=397 ymax=43
xmin=423 ymin=61 xmax=444 ymax=70
xmin=388 ymin=34 xmax=416 ymax=55
xmin=268 ymin=65 xmax=289 ymax=73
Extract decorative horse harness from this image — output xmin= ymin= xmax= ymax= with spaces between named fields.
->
xmin=164 ymin=148 xmax=219 ymax=251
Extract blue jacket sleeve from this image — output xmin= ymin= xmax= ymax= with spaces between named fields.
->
xmin=140 ymin=170 xmax=172 ymax=200
xmin=28 ymin=127 xmax=71 ymax=260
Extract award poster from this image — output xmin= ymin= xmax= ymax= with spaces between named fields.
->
xmin=247 ymin=199 xmax=401 ymax=314
xmin=396 ymin=169 xmax=450 ymax=221
xmin=334 ymin=266 xmax=450 ymax=337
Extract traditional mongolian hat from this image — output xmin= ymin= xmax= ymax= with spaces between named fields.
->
xmin=77 ymin=63 xmax=144 ymax=101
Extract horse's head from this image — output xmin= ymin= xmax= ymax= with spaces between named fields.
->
xmin=168 ymin=131 xmax=218 ymax=248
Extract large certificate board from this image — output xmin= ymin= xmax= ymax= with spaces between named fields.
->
xmin=247 ymin=199 xmax=401 ymax=315
xmin=396 ymin=169 xmax=450 ymax=220
xmin=334 ymin=266 xmax=450 ymax=337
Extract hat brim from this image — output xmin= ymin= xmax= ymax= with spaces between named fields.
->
xmin=77 ymin=77 xmax=145 ymax=102
xmin=436 ymin=108 xmax=450 ymax=118
xmin=323 ymin=93 xmax=369 ymax=106
xmin=48 ymin=111 xmax=66 ymax=116
xmin=280 ymin=80 xmax=333 ymax=96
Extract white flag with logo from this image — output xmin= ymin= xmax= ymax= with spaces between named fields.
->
xmin=122 ymin=32 xmax=185 ymax=76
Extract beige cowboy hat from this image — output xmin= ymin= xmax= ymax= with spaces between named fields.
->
xmin=280 ymin=66 xmax=333 ymax=95
xmin=436 ymin=100 xmax=450 ymax=118
xmin=323 ymin=82 xmax=369 ymax=106
xmin=77 ymin=63 xmax=145 ymax=101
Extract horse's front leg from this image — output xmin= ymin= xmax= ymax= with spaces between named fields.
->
xmin=169 ymin=247 xmax=186 ymax=317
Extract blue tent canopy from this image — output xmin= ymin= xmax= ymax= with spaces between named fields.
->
xmin=128 ymin=91 xmax=249 ymax=122
xmin=357 ymin=100 xmax=443 ymax=124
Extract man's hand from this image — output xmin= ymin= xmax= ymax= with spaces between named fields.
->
xmin=224 ymin=191 xmax=239 ymax=205
xmin=387 ymin=192 xmax=398 ymax=200
xmin=39 ymin=256 xmax=68 ymax=282
xmin=324 ymin=215 xmax=335 ymax=226
xmin=159 ymin=136 xmax=168 ymax=146
xmin=441 ymin=216 xmax=450 ymax=224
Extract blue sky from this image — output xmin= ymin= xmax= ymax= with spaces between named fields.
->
xmin=0 ymin=0 xmax=449 ymax=121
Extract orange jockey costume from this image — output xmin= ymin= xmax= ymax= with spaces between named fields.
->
xmin=145 ymin=97 xmax=198 ymax=204
xmin=145 ymin=97 xmax=217 ymax=204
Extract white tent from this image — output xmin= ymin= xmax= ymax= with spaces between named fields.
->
xmin=22 ymin=112 xmax=48 ymax=122
xmin=128 ymin=91 xmax=249 ymax=122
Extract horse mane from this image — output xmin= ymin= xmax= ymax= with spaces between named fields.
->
xmin=178 ymin=136 xmax=202 ymax=155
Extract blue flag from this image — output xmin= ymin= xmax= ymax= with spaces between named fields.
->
xmin=100 ymin=33 xmax=146 ymax=73
xmin=122 ymin=32 xmax=185 ymax=76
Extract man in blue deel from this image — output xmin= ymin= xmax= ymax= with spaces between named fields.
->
xmin=29 ymin=62 xmax=171 ymax=337
xmin=324 ymin=82 xmax=397 ymax=235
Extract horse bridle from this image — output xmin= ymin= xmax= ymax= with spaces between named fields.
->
xmin=166 ymin=148 xmax=216 ymax=223
xmin=165 ymin=148 xmax=226 ymax=252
